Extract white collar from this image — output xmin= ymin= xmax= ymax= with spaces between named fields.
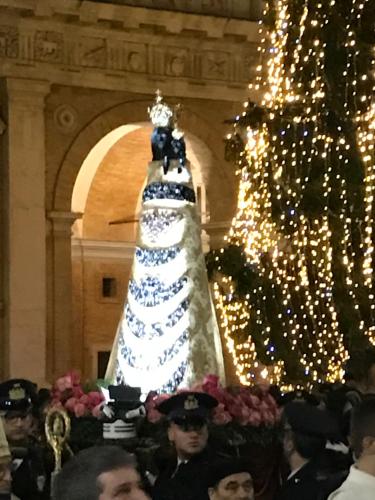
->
xmin=347 ymin=465 xmax=375 ymax=487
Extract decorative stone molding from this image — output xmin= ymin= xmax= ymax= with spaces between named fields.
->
xmin=47 ymin=211 xmax=83 ymax=236
xmin=5 ymin=78 xmax=50 ymax=107
xmin=53 ymin=105 xmax=78 ymax=133
xmin=0 ymin=1 xmax=260 ymax=98
xmin=90 ymin=0 xmax=263 ymax=20
xmin=71 ymin=238 xmax=136 ymax=261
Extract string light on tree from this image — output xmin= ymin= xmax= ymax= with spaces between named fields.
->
xmin=210 ymin=0 xmax=375 ymax=386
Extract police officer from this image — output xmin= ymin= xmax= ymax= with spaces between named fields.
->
xmin=152 ymin=391 xmax=218 ymax=500
xmin=0 ymin=380 xmax=49 ymax=500
xmin=278 ymin=402 xmax=348 ymax=500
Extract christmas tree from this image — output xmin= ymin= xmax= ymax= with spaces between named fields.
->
xmin=106 ymin=93 xmax=225 ymax=394
xmin=208 ymin=0 xmax=375 ymax=386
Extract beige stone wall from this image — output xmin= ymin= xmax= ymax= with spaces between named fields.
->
xmin=0 ymin=0 xmax=261 ymax=384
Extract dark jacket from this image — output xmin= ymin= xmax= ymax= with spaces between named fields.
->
xmin=11 ymin=440 xmax=50 ymax=500
xmin=153 ymin=448 xmax=214 ymax=500
xmin=277 ymin=459 xmax=347 ymax=500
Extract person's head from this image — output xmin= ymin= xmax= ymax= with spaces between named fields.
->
xmin=0 ymin=379 xmax=36 ymax=444
xmin=282 ymin=402 xmax=337 ymax=464
xmin=350 ymin=398 xmax=375 ymax=460
xmin=53 ymin=446 xmax=150 ymax=500
xmin=157 ymin=392 xmax=217 ymax=460
xmin=1 ymin=409 xmax=33 ymax=444
xmin=207 ymin=460 xmax=254 ymax=500
xmin=167 ymin=415 xmax=209 ymax=460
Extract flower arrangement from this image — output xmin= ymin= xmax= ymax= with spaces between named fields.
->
xmin=145 ymin=374 xmax=280 ymax=428
xmin=51 ymin=370 xmax=105 ymax=418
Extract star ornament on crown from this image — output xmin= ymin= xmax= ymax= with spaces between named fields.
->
xmin=148 ymin=90 xmax=173 ymax=128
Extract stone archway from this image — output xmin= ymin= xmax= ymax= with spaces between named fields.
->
xmin=47 ymin=98 xmax=236 ymax=379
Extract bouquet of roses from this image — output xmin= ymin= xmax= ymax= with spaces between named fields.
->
xmin=145 ymin=374 xmax=280 ymax=427
xmin=51 ymin=370 xmax=105 ymax=418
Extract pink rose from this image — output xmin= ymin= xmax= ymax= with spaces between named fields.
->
xmin=67 ymin=370 xmax=81 ymax=387
xmin=229 ymin=399 xmax=252 ymax=425
xmin=87 ymin=391 xmax=104 ymax=408
xmin=262 ymin=410 xmax=276 ymax=425
xmin=263 ymin=393 xmax=278 ymax=410
xmin=79 ymin=394 xmax=90 ymax=407
xmin=64 ymin=397 xmax=78 ymax=412
xmin=92 ymin=404 xmax=103 ymax=418
xmin=207 ymin=385 xmax=227 ymax=404
xmin=247 ymin=410 xmax=262 ymax=426
xmin=55 ymin=376 xmax=72 ymax=392
xmin=202 ymin=374 xmax=220 ymax=391
xmin=147 ymin=408 xmax=163 ymax=423
xmin=72 ymin=386 xmax=84 ymax=399
xmin=74 ymin=403 xmax=86 ymax=418
xmin=212 ymin=404 xmax=232 ymax=425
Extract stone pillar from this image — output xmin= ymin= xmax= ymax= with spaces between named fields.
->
xmin=47 ymin=211 xmax=81 ymax=380
xmin=2 ymin=78 xmax=50 ymax=385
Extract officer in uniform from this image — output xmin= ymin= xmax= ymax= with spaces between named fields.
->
xmin=0 ymin=380 xmax=49 ymax=500
xmin=152 ymin=391 xmax=218 ymax=500
xmin=278 ymin=402 xmax=348 ymax=500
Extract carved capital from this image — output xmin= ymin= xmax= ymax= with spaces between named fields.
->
xmin=47 ymin=211 xmax=82 ymax=237
xmin=6 ymin=78 xmax=50 ymax=108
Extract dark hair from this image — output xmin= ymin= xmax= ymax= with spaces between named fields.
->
xmin=291 ymin=431 xmax=326 ymax=460
xmin=350 ymin=397 xmax=375 ymax=459
xmin=52 ymin=446 xmax=137 ymax=500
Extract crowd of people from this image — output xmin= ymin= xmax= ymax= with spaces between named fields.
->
xmin=0 ymin=347 xmax=375 ymax=500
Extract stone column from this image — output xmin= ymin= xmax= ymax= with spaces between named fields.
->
xmin=2 ymin=78 xmax=50 ymax=385
xmin=47 ymin=211 xmax=82 ymax=380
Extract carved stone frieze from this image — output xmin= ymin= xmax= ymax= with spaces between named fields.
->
xmin=0 ymin=1 xmax=259 ymax=93
xmin=124 ymin=42 xmax=148 ymax=73
xmin=202 ymin=51 xmax=229 ymax=80
xmin=165 ymin=47 xmax=189 ymax=77
xmin=0 ymin=25 xmax=18 ymax=58
xmin=35 ymin=31 xmax=63 ymax=63
xmin=80 ymin=37 xmax=107 ymax=68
